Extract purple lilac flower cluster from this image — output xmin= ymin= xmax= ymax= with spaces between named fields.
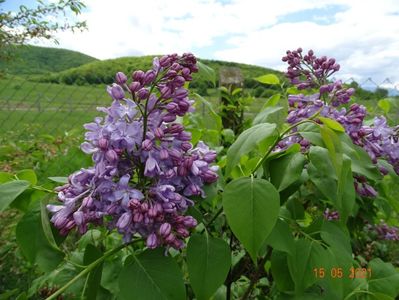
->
xmin=48 ymin=53 xmax=219 ymax=250
xmin=365 ymin=222 xmax=399 ymax=241
xmin=280 ymin=48 xmax=399 ymax=178
xmin=323 ymin=208 xmax=340 ymax=221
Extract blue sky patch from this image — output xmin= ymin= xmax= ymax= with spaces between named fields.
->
xmin=278 ymin=4 xmax=348 ymax=25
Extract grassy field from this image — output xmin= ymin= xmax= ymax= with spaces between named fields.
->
xmin=0 ymin=78 xmax=270 ymax=136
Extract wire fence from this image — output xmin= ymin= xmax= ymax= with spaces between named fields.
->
xmin=0 ymin=75 xmax=398 ymax=178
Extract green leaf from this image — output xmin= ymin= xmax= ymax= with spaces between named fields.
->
xmin=264 ymin=219 xmax=295 ymax=255
xmin=378 ymin=99 xmax=391 ymax=114
xmin=368 ymin=258 xmax=399 ymax=298
xmin=0 ymin=180 xmax=30 ymax=212
xmin=0 ymin=172 xmax=13 ymax=183
xmin=262 ymin=93 xmax=281 ymax=108
xmin=255 ymin=74 xmax=280 ymax=85
xmin=340 ymin=136 xmax=382 ymax=181
xmin=40 ymin=198 xmax=61 ymax=251
xmin=336 ymin=156 xmax=355 ymax=222
xmin=271 ymin=250 xmax=294 ymax=292
xmin=226 ymin=123 xmax=278 ymax=176
xmin=307 ymin=146 xmax=337 ymax=202
xmin=16 ymin=169 xmax=37 ymax=185
xmin=252 ymin=106 xmax=285 ymax=126
xmin=197 ymin=61 xmax=216 ymax=87
xmin=270 ymin=152 xmax=306 ymax=192
xmin=297 ymin=123 xmax=323 ymax=146
xmin=48 ymin=177 xmax=69 ymax=184
xmin=223 ymin=177 xmax=280 ymax=262
xmin=320 ymin=125 xmax=342 ymax=176
xmin=119 ymin=249 xmax=186 ymax=300
xmin=9 ymin=189 xmax=34 ymax=212
xmin=287 ymin=239 xmax=329 ymax=294
xmin=187 ymin=233 xmax=231 ymax=300
xmin=319 ymin=117 xmax=345 ymax=132
xmin=320 ymin=221 xmax=351 ymax=255
xmin=82 ymin=244 xmax=103 ymax=300
xmin=16 ymin=207 xmax=64 ymax=271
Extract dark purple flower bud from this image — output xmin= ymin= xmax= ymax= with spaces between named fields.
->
xmin=142 ymin=139 xmax=153 ymax=151
xmin=133 ymin=212 xmax=144 ymax=223
xmin=203 ymin=151 xmax=217 ymax=163
xmin=110 ymin=84 xmax=125 ymax=100
xmin=105 ymin=149 xmax=118 ymax=163
xmin=98 ymin=138 xmax=108 ymax=150
xmin=167 ymin=70 xmax=177 ymax=78
xmin=178 ymin=165 xmax=188 ymax=177
xmin=183 ymin=216 xmax=197 ymax=228
xmin=178 ymin=131 xmax=191 ymax=141
xmin=160 ymin=86 xmax=172 ymax=99
xmin=154 ymin=127 xmax=164 ymax=139
xmin=132 ymin=70 xmax=145 ymax=82
xmin=178 ymin=100 xmax=190 ymax=112
xmin=319 ymin=84 xmax=331 ymax=94
xmin=159 ymin=56 xmax=172 ymax=67
xmin=169 ymin=148 xmax=182 ymax=160
xmin=174 ymin=76 xmax=185 ymax=87
xmin=174 ymin=88 xmax=188 ymax=99
xmin=73 ymin=211 xmax=84 ymax=226
xmin=140 ymin=202 xmax=149 ymax=213
xmin=159 ymin=149 xmax=169 ymax=160
xmin=146 ymin=233 xmax=158 ymax=249
xmin=188 ymin=184 xmax=200 ymax=195
xmin=165 ymin=233 xmax=176 ymax=243
xmin=137 ymin=88 xmax=150 ymax=100
xmin=143 ymin=70 xmax=156 ymax=85
xmin=129 ymin=81 xmax=141 ymax=92
xmin=159 ymin=223 xmax=172 ymax=237
xmin=82 ymin=196 xmax=93 ymax=208
xmin=115 ymin=72 xmax=128 ymax=85
xmin=148 ymin=206 xmax=157 ymax=218
xmin=166 ymin=102 xmax=179 ymax=112
xmin=163 ymin=113 xmax=177 ymax=122
xmin=116 ymin=212 xmax=132 ymax=229
xmin=181 ymin=142 xmax=192 ymax=151
xmin=176 ymin=227 xmax=189 ymax=237
xmin=128 ymin=199 xmax=141 ymax=210
xmin=166 ymin=123 xmax=184 ymax=134
xmin=202 ymin=169 xmax=218 ymax=183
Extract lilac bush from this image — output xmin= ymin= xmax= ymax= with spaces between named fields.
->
xmin=47 ymin=53 xmax=218 ymax=249
xmin=281 ymin=48 xmax=399 ymax=182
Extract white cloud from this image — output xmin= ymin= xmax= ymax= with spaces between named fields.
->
xmin=32 ymin=0 xmax=399 ymax=87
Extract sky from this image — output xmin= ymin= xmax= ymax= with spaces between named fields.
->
xmin=3 ymin=0 xmax=399 ymax=90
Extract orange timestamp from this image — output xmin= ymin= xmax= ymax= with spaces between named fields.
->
xmin=313 ymin=267 xmax=372 ymax=279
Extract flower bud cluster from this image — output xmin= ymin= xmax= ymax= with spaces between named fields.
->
xmin=48 ymin=54 xmax=218 ymax=250
xmin=323 ymin=208 xmax=340 ymax=221
xmin=281 ymin=48 xmax=399 ymax=182
xmin=365 ymin=222 xmax=399 ymax=241
xmin=282 ymin=48 xmax=340 ymax=90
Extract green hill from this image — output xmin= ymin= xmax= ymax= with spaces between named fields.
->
xmin=37 ymin=55 xmax=282 ymax=87
xmin=0 ymin=45 xmax=98 ymax=75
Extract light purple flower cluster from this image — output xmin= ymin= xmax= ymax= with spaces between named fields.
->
xmin=323 ymin=208 xmax=340 ymax=221
xmin=48 ymin=53 xmax=219 ymax=250
xmin=365 ymin=222 xmax=399 ymax=241
xmin=280 ymin=48 xmax=399 ymax=178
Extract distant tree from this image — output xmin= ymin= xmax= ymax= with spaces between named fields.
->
xmin=0 ymin=0 xmax=87 ymax=60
